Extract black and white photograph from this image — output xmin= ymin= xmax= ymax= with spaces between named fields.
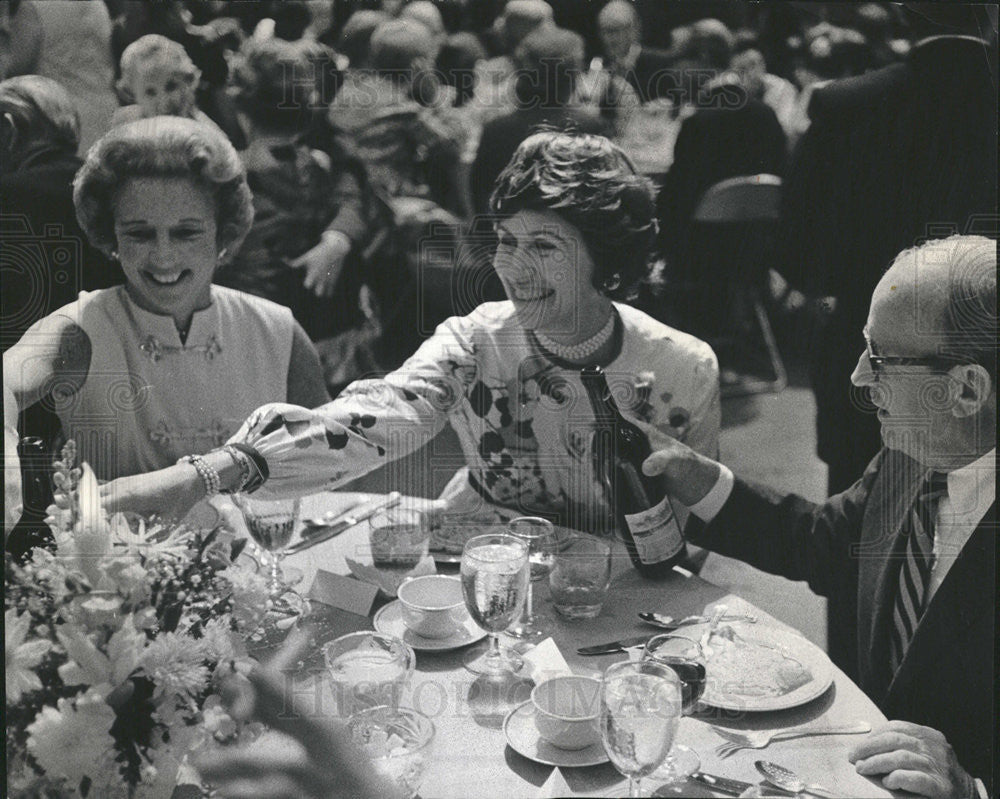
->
xmin=2 ymin=1 xmax=996 ymax=797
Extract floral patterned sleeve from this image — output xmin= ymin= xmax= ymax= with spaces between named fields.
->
xmin=228 ymin=316 xmax=480 ymax=498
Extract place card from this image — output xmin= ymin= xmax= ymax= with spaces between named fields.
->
xmin=307 ymin=569 xmax=379 ymax=616
xmin=538 ymin=767 xmax=573 ymax=797
xmin=344 ymin=555 xmax=437 ymax=597
xmin=522 ymin=637 xmax=574 ymax=683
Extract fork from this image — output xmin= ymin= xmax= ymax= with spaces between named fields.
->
xmin=711 ymin=721 xmax=872 ymax=758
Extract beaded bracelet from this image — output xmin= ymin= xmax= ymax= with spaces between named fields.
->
xmin=220 ymin=445 xmax=251 ymax=494
xmin=178 ymin=454 xmax=220 ymax=497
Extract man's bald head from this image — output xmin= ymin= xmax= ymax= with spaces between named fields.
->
xmin=598 ymin=0 xmax=640 ymax=62
xmin=598 ymin=0 xmax=639 ymax=30
xmin=500 ymin=0 xmax=554 ymax=50
xmin=874 ymin=235 xmax=996 ymax=370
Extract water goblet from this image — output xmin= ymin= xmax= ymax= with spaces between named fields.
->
xmin=460 ymin=533 xmax=529 ymax=676
xmin=505 ymin=517 xmax=556 ymax=641
xmin=232 ymin=493 xmax=302 ymax=600
xmin=600 ymin=659 xmax=683 ymax=798
xmin=642 ymin=633 xmax=708 ymax=782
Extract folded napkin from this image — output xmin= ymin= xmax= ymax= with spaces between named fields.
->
xmin=344 ymin=555 xmax=437 ymax=597
xmin=521 ymin=637 xmax=574 ymax=684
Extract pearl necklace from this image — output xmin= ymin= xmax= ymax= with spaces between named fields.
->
xmin=534 ymin=312 xmax=616 ymax=362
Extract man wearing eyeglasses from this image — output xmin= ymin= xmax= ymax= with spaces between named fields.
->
xmin=641 ymin=234 xmax=996 ymax=798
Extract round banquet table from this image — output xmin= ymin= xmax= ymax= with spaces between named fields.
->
xmin=226 ymin=492 xmax=897 ymax=799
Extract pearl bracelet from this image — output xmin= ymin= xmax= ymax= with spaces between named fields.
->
xmin=178 ymin=454 xmax=220 ymax=498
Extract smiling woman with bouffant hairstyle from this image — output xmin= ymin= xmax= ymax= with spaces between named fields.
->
xmin=491 ymin=131 xmax=659 ymax=302
xmin=74 ymin=116 xmax=253 ymax=262
xmin=4 ymin=116 xmax=328 ymax=486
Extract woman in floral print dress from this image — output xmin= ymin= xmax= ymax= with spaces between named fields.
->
xmin=104 ymin=132 xmax=720 ymax=542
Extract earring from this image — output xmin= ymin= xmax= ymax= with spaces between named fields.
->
xmin=603 ymin=273 xmax=621 ymax=292
xmin=218 ymin=248 xmax=228 ymax=261
xmin=110 ymin=251 xmax=119 ymax=261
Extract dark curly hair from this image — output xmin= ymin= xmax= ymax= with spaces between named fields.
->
xmin=489 ymin=131 xmax=658 ymax=300
xmin=73 ymin=116 xmax=253 ymax=261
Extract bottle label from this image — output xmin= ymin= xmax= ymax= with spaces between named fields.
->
xmin=623 ymin=495 xmax=684 ymax=564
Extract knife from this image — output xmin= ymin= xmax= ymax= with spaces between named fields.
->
xmin=577 ymin=635 xmax=654 ymax=655
xmin=688 ymin=772 xmax=757 ymax=796
xmin=287 ymin=492 xmax=401 ymax=554
xmin=302 ymin=499 xmax=367 ymax=533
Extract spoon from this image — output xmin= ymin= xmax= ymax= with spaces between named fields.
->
xmin=638 ymin=611 xmax=758 ymax=629
xmin=755 ymin=760 xmax=840 ymax=798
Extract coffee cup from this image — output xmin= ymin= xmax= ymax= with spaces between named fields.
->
xmin=531 ymin=675 xmax=601 ymax=750
xmin=397 ymin=575 xmax=466 ymax=639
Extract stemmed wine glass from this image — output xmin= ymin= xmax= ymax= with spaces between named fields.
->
xmin=232 ymin=493 xmax=303 ymax=600
xmin=642 ymin=633 xmax=708 ymax=782
xmin=505 ymin=517 xmax=556 ymax=642
xmin=600 ymin=659 xmax=683 ymax=798
xmin=460 ymin=533 xmax=529 ymax=676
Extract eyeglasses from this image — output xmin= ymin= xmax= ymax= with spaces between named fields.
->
xmin=862 ymin=328 xmax=961 ymax=374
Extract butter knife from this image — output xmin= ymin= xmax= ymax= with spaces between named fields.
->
xmin=286 ymin=492 xmax=401 ymax=554
xmin=689 ymin=772 xmax=757 ymax=796
xmin=577 ymin=635 xmax=654 ymax=655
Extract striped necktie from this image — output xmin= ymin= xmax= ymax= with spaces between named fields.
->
xmin=889 ymin=471 xmax=949 ymax=673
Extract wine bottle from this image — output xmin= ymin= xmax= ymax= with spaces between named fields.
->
xmin=581 ymin=366 xmax=686 ymax=577
xmin=6 ymin=436 xmax=55 ymax=562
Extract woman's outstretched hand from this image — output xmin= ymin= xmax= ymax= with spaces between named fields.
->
xmin=100 ymin=464 xmax=205 ymax=521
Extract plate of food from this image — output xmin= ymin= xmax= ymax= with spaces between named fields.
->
xmin=429 ymin=521 xmax=577 ymax=562
xmin=688 ymin=621 xmax=834 ymax=712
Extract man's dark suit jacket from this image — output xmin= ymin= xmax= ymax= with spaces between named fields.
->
xmin=619 ymin=46 xmax=675 ymax=105
xmin=656 ymin=82 xmax=786 ymax=272
xmin=777 ymin=36 xmax=997 ymax=494
xmin=690 ymin=447 xmax=997 ymax=790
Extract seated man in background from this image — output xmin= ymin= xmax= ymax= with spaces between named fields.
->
xmin=468 ymin=0 xmax=553 ymax=129
xmin=470 ymin=25 xmax=606 ymax=217
xmin=642 ymin=235 xmax=996 ymax=798
xmin=595 ymin=0 xmax=674 ymax=105
xmin=655 ymin=17 xmax=786 ymax=271
xmin=729 ymin=30 xmax=799 ymax=142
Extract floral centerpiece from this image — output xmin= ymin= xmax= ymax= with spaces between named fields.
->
xmin=6 ymin=443 xmax=272 ymax=798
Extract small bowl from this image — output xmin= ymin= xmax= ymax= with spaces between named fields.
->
xmin=397 ymin=575 xmax=466 ymax=639
xmin=531 ymin=675 xmax=601 ymax=750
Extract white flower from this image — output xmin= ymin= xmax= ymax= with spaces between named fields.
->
xmin=141 ymin=723 xmax=206 ymax=799
xmin=103 ymin=560 xmax=152 ymax=606
xmin=199 ymin=618 xmax=241 ymax=663
xmin=72 ymin=463 xmax=113 ymax=584
xmin=56 ymin=614 xmax=145 ymax=693
xmin=112 ymin=515 xmax=193 ymax=560
xmin=219 ymin=565 xmax=270 ymax=631
xmin=140 ymin=632 xmax=210 ymax=700
xmin=25 ymin=690 xmax=117 ymax=791
xmin=5 ymin=609 xmax=51 ymax=703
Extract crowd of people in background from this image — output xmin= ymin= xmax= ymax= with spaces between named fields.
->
xmin=3 ymin=0 xmax=996 ymax=509
xmin=7 ymin=1 xmax=989 ymax=369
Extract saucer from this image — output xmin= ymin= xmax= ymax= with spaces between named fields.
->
xmin=503 ymin=701 xmax=609 ymax=768
xmin=373 ymin=600 xmax=486 ymax=651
